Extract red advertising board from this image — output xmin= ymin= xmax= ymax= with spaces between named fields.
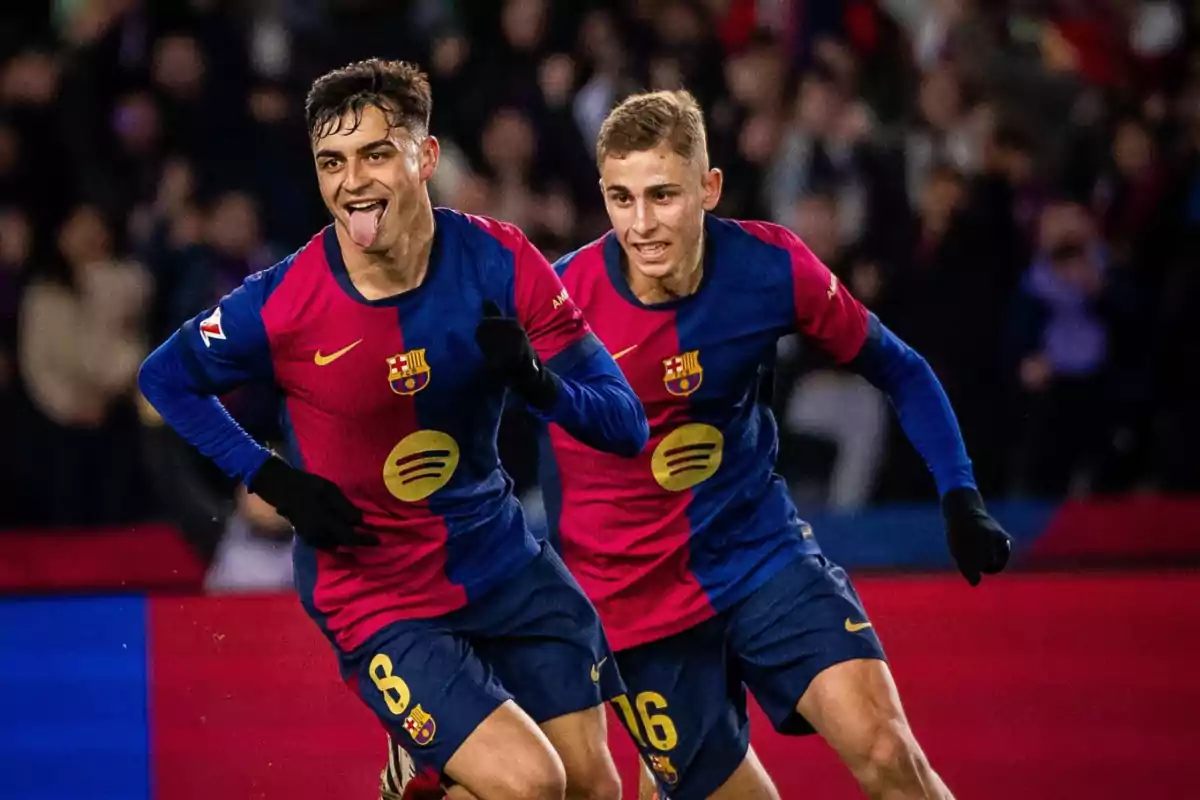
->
xmin=148 ymin=572 xmax=1199 ymax=799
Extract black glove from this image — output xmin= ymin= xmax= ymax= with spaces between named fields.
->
xmin=249 ymin=456 xmax=378 ymax=552
xmin=474 ymin=300 xmax=560 ymax=411
xmin=941 ymin=487 xmax=1012 ymax=586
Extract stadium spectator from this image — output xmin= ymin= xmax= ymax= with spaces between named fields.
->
xmin=1 ymin=0 xmax=1196 ymax=525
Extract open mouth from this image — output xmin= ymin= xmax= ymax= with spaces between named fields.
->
xmin=632 ymin=241 xmax=669 ymax=259
xmin=345 ymin=199 xmax=389 ymax=247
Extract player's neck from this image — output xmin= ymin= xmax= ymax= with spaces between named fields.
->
xmin=340 ymin=201 xmax=435 ymax=300
xmin=628 ymin=235 xmax=704 ymax=305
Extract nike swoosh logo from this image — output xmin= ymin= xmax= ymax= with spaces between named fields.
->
xmin=590 ymin=656 xmax=609 ymax=682
xmin=314 ymin=339 xmax=363 ymax=366
xmin=611 ymin=345 xmax=638 ymax=361
xmin=844 ymin=618 xmax=873 ymax=633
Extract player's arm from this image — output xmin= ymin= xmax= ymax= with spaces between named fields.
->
xmin=540 ymin=338 xmax=650 ymax=457
xmin=776 ymin=225 xmax=1012 ymax=585
xmin=138 ymin=269 xmax=374 ymax=552
xmin=137 ymin=273 xmax=276 ymax=483
xmin=474 ymin=229 xmax=648 ymax=457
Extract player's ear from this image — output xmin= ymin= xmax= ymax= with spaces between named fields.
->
xmin=419 ymin=135 xmax=440 ymax=182
xmin=701 ymin=167 xmax=723 ymax=212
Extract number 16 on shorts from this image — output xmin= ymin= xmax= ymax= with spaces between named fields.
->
xmin=612 ymin=691 xmax=679 ymax=751
xmin=612 ymin=691 xmax=684 ymax=787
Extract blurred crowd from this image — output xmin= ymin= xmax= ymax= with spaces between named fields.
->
xmin=2 ymin=0 xmax=1198 ymax=551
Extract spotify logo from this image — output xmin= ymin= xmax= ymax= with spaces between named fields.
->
xmin=651 ymin=424 xmax=724 ymax=492
xmin=383 ymin=430 xmax=460 ymax=501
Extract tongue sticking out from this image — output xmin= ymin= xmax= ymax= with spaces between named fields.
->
xmin=348 ymin=205 xmax=384 ymax=248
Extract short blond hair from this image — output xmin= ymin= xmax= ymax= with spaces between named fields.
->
xmin=596 ymin=90 xmax=708 ymax=169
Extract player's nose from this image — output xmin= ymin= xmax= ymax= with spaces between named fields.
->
xmin=632 ymin=202 xmax=657 ymax=234
xmin=343 ymin=158 xmax=372 ymax=193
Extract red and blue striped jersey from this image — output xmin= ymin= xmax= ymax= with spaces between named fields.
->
xmin=542 ymin=215 xmax=870 ymax=650
xmin=152 ymin=209 xmax=631 ymax=651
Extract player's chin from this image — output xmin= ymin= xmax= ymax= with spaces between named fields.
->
xmin=628 ymin=253 xmax=676 ymax=278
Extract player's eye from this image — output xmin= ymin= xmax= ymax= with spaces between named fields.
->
xmin=653 ymin=190 xmax=675 ymax=202
xmin=320 ymin=158 xmax=343 ymax=171
xmin=366 ymin=151 xmax=389 ymax=162
xmin=610 ymin=193 xmax=632 ymax=206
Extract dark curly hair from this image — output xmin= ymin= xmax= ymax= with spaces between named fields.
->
xmin=305 ymin=58 xmax=432 ymax=142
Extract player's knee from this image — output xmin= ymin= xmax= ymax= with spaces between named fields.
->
xmin=522 ymin=760 xmax=568 ymax=800
xmin=854 ymin=718 xmax=926 ymax=791
xmin=494 ymin=753 xmax=567 ymax=800
xmin=564 ymin=760 xmax=621 ymax=800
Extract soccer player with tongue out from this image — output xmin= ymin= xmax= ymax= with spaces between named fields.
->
xmin=138 ymin=59 xmax=648 ymax=800
xmin=347 ymin=197 xmax=385 ymax=246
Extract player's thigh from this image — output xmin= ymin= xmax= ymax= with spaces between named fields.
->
xmin=465 ymin=544 xmax=622 ymax=793
xmin=637 ymin=758 xmax=657 ymax=800
xmin=344 ymin=620 xmax=510 ymax=778
xmin=444 ymin=699 xmax=567 ymax=800
xmin=795 ymin=658 xmax=922 ymax=777
xmin=707 ymin=746 xmax=779 ymax=800
xmin=730 ymin=554 xmax=887 ymax=737
xmin=538 ymin=704 xmax=621 ymax=798
xmin=611 ymin=618 xmax=750 ymax=800
xmin=639 ymin=744 xmax=777 ymax=800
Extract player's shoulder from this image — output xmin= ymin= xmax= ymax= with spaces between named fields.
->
xmin=236 ymin=229 xmax=326 ymax=306
xmin=705 ymin=215 xmax=816 ymax=291
xmin=713 ymin=215 xmax=830 ymax=282
xmin=437 ymin=207 xmax=530 ymax=257
xmin=551 ymin=234 xmax=608 ymax=284
xmin=712 ymin=216 xmax=804 ymax=255
xmin=243 ymin=251 xmax=297 ymax=295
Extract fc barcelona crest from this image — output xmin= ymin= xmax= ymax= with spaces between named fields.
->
xmin=387 ymin=349 xmax=431 ymax=396
xmin=647 ymin=754 xmax=679 ymax=786
xmin=402 ymin=704 xmax=436 ymax=746
xmin=662 ymin=351 xmax=703 ymax=397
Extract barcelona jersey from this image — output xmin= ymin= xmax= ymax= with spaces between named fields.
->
xmin=541 ymin=215 xmax=870 ymax=650
xmin=145 ymin=209 xmax=637 ymax=652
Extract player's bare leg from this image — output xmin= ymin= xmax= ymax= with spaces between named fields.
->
xmin=636 ymin=745 xmax=776 ymax=800
xmin=539 ymin=704 xmax=623 ymax=800
xmin=442 ymin=700 xmax=567 ymax=800
xmin=796 ymin=659 xmax=952 ymax=800
xmin=705 ymin=746 xmax=779 ymax=799
xmin=380 ymin=735 xmax=477 ymax=800
xmin=637 ymin=758 xmax=657 ymax=800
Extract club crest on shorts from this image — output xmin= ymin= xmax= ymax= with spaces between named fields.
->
xmin=387 ymin=349 xmax=431 ymax=395
xmin=662 ymin=351 xmax=703 ymax=397
xmin=647 ymin=754 xmax=679 ymax=785
xmin=403 ymin=704 xmax=436 ymax=745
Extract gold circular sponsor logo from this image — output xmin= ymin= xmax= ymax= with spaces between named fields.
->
xmin=383 ymin=430 xmax=460 ymax=502
xmin=651 ymin=423 xmax=723 ymax=492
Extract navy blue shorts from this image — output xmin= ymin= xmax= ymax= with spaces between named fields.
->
xmin=342 ymin=542 xmax=624 ymax=774
xmin=612 ymin=554 xmax=885 ymax=799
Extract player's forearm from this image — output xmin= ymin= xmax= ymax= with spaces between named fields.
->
xmin=848 ymin=315 xmax=975 ymax=496
xmin=539 ymin=349 xmax=649 ymax=457
xmin=138 ymin=333 xmax=272 ymax=483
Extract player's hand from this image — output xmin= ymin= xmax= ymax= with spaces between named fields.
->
xmin=475 ymin=300 xmax=560 ymax=411
xmin=248 ymin=456 xmax=379 ymax=552
xmin=941 ymin=487 xmax=1012 ymax=586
